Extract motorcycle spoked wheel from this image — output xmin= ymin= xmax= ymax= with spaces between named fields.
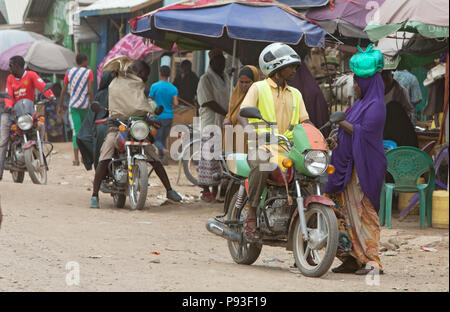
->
xmin=292 ymin=203 xmax=338 ymax=278
xmin=113 ymin=193 xmax=126 ymax=208
xmin=10 ymin=170 xmax=24 ymax=183
xmin=128 ymin=159 xmax=148 ymax=210
xmin=24 ymin=147 xmax=47 ymax=185
xmin=227 ymin=192 xmax=262 ymax=265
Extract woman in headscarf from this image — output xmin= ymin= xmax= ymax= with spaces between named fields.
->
xmin=325 ymin=61 xmax=387 ymax=275
xmin=223 ymin=65 xmax=260 ymax=154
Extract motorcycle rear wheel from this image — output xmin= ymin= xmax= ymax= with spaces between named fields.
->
xmin=24 ymin=147 xmax=47 ymax=185
xmin=113 ymin=194 xmax=126 ymax=208
xmin=292 ymin=204 xmax=338 ymax=278
xmin=128 ymin=160 xmax=148 ymax=210
xmin=227 ymin=192 xmax=262 ymax=265
xmin=11 ymin=170 xmax=24 ymax=183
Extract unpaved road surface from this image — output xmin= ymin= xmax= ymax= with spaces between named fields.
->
xmin=0 ymin=143 xmax=448 ymax=292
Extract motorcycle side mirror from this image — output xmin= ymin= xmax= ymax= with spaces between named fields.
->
xmin=240 ymin=107 xmax=263 ymax=120
xmin=43 ymin=83 xmax=54 ymax=92
xmin=0 ymin=92 xmax=11 ymax=100
xmin=329 ymin=111 xmax=346 ymax=124
xmin=90 ymin=101 xmax=103 ymax=113
xmin=154 ymin=105 xmax=164 ymax=116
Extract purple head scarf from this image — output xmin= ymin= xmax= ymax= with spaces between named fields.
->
xmin=324 ymin=73 xmax=387 ymax=212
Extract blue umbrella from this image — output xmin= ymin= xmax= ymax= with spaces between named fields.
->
xmin=131 ymin=0 xmax=326 ymax=65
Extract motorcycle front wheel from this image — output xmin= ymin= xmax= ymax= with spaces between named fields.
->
xmin=292 ymin=204 xmax=338 ymax=278
xmin=128 ymin=159 xmax=148 ymax=210
xmin=24 ymin=147 xmax=47 ymax=185
xmin=227 ymin=192 xmax=262 ymax=265
xmin=182 ymin=140 xmax=200 ymax=186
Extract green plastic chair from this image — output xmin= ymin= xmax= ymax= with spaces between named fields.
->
xmin=379 ymin=146 xmax=435 ymax=229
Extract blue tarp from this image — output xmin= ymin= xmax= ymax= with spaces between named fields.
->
xmin=133 ymin=3 xmax=326 ymax=47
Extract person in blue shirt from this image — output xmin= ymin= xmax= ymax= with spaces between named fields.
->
xmin=149 ymin=66 xmax=179 ymax=164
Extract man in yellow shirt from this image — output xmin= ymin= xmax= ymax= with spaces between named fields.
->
xmin=238 ymin=43 xmax=311 ymax=242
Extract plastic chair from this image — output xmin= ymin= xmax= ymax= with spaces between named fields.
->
xmin=399 ymin=146 xmax=448 ymax=217
xmin=379 ymin=146 xmax=435 ymax=229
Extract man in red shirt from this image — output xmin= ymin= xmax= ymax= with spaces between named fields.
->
xmin=0 ymin=56 xmax=55 ymax=181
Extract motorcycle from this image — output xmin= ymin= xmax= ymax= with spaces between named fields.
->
xmin=0 ymin=86 xmax=53 ymax=184
xmin=93 ymin=103 xmax=162 ymax=210
xmin=206 ymin=108 xmax=346 ymax=277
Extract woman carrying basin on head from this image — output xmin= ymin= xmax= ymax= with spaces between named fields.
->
xmin=325 ymin=45 xmax=387 ymax=275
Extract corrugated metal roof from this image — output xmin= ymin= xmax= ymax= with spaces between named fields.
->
xmin=24 ymin=0 xmax=55 ymax=20
xmin=79 ymin=0 xmax=159 ymax=17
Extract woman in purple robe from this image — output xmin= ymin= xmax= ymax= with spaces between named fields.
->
xmin=325 ymin=72 xmax=387 ymax=275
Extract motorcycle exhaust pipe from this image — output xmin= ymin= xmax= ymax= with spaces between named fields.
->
xmin=205 ymin=218 xmax=241 ymax=242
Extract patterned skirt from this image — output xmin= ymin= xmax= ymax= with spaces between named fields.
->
xmin=197 ymin=135 xmax=222 ymax=187
xmin=327 ymin=169 xmax=383 ymax=270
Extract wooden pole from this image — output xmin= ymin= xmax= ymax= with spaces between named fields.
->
xmin=438 ymin=52 xmax=449 ymax=145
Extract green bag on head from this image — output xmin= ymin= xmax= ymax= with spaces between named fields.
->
xmin=350 ymin=44 xmax=384 ymax=78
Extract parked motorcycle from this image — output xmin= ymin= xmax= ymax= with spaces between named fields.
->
xmin=93 ymin=103 xmax=162 ymax=210
xmin=0 ymin=87 xmax=53 ymax=184
xmin=206 ymin=108 xmax=346 ymax=277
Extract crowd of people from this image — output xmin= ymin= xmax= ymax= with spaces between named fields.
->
xmin=0 ymin=40 xmax=438 ymax=277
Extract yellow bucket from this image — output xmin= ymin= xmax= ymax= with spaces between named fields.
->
xmin=432 ymin=191 xmax=449 ymax=229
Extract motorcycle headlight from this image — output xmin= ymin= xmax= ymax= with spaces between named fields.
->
xmin=130 ymin=120 xmax=149 ymax=141
xmin=305 ymin=150 xmax=328 ymax=176
xmin=17 ymin=115 xmax=33 ymax=131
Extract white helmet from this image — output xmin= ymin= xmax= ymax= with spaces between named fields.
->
xmin=259 ymin=43 xmax=301 ymax=77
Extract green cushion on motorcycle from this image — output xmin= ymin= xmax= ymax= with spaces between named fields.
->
xmin=350 ymin=44 xmax=384 ymax=78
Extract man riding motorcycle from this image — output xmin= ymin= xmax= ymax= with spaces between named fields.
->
xmin=0 ymin=56 xmax=55 ymax=181
xmin=90 ymin=60 xmax=182 ymax=208
xmin=238 ymin=43 xmax=336 ymax=242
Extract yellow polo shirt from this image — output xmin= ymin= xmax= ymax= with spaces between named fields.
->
xmin=240 ymin=78 xmax=309 ymax=134
xmin=240 ymin=78 xmax=309 ymax=157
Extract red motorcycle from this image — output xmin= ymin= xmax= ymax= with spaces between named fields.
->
xmin=0 ymin=91 xmax=52 ymax=184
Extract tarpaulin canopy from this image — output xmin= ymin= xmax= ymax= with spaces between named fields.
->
xmin=277 ymin=0 xmax=328 ymax=9
xmin=365 ymin=0 xmax=449 ymax=41
xmin=130 ymin=0 xmax=326 ymax=65
xmin=306 ymin=0 xmax=385 ymax=41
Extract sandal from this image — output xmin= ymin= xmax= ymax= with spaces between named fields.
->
xmin=332 ymin=257 xmax=361 ymax=274
xmin=200 ymin=191 xmax=215 ymax=202
xmin=73 ymin=160 xmax=80 ymax=166
xmin=244 ymin=218 xmax=261 ymax=242
xmin=355 ymin=266 xmax=384 ymax=275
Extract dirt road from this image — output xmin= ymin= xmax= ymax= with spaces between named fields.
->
xmin=0 ymin=143 xmax=448 ymax=292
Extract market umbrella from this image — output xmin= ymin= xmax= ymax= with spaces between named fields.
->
xmin=365 ymin=0 xmax=449 ymax=145
xmin=0 ymin=42 xmax=33 ymax=71
xmin=0 ymin=29 xmax=51 ymax=55
xmin=96 ymin=33 xmax=175 ymax=87
xmin=365 ymin=0 xmax=449 ymax=42
xmin=306 ymin=0 xmax=385 ymax=41
xmin=23 ymin=40 xmax=76 ymax=75
xmin=130 ymin=0 xmax=327 ymax=65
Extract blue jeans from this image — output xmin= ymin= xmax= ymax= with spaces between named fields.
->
xmin=154 ymin=118 xmax=173 ymax=157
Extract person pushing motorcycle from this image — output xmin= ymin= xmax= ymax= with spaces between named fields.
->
xmin=238 ymin=43 xmax=336 ymax=241
xmin=0 ymin=56 xmax=55 ymax=181
xmin=90 ymin=60 xmax=182 ymax=208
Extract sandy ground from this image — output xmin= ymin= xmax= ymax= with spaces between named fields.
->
xmin=0 ymin=142 xmax=448 ymax=292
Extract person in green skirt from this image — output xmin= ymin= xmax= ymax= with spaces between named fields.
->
xmin=59 ymin=54 xmax=94 ymax=166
